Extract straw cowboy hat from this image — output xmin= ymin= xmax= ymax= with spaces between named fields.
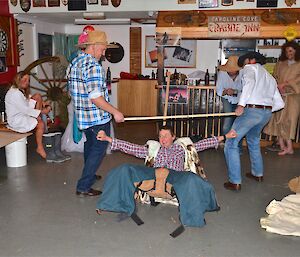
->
xmin=218 ymin=55 xmax=241 ymax=73
xmin=76 ymin=30 xmax=115 ymax=48
xmin=288 ymin=176 xmax=300 ymax=193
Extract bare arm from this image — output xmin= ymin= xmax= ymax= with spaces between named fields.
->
xmin=91 ymin=96 xmax=124 ymax=123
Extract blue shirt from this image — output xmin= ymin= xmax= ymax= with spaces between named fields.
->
xmin=67 ymin=52 xmax=111 ymax=130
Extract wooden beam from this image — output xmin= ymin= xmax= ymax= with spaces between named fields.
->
xmin=156 ymin=9 xmax=300 ymax=39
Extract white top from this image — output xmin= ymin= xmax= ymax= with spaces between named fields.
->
xmin=5 ymin=88 xmax=41 ymax=133
xmin=216 ymin=71 xmax=243 ymax=104
xmin=238 ymin=64 xmax=285 ymax=112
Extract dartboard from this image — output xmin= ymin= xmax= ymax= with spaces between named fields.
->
xmin=0 ymin=29 xmax=8 ymax=53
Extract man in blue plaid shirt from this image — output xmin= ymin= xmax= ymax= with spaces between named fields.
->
xmin=68 ymin=29 xmax=124 ymax=196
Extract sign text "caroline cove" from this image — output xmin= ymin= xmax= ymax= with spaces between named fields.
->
xmin=208 ymin=16 xmax=261 ymax=38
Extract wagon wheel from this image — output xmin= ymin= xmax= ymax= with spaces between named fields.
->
xmin=24 ymin=55 xmax=69 ymax=116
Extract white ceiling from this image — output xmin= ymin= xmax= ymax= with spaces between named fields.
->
xmin=15 ymin=11 xmax=158 ymax=25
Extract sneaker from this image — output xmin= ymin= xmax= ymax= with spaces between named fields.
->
xmin=76 ymin=188 xmax=102 ymax=197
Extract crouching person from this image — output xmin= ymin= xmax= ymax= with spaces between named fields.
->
xmin=96 ymin=125 xmax=237 ymax=237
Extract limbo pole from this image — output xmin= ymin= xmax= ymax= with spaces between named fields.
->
xmin=124 ymin=112 xmax=236 ymax=121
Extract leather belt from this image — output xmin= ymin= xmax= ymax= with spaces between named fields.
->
xmin=246 ymin=104 xmax=272 ymax=110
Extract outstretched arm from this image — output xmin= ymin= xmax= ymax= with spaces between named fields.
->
xmin=97 ymin=130 xmax=148 ymax=159
xmin=195 ymin=129 xmax=237 ymax=151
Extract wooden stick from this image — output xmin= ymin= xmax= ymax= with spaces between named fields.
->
xmin=163 ymin=72 xmax=171 ymax=126
xmin=124 ymin=112 xmax=236 ymax=121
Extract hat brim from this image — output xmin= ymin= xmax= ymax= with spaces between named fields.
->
xmin=218 ymin=65 xmax=241 ymax=72
xmin=75 ymin=42 xmax=118 ymax=48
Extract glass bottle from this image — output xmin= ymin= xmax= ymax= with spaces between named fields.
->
xmin=204 ymin=69 xmax=210 ymax=85
xmin=106 ymin=67 xmax=111 ymax=94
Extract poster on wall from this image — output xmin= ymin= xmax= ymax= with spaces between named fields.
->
xmin=38 ymin=33 xmax=53 ymax=59
xmin=162 ymin=85 xmax=189 ymax=104
xmin=199 ymin=0 xmax=218 ymax=8
xmin=33 ymin=0 xmax=46 ymax=7
xmin=145 ymin=36 xmax=196 ymax=68
xmin=0 ymin=57 xmax=7 ymax=73
xmin=48 ymin=0 xmax=60 ymax=6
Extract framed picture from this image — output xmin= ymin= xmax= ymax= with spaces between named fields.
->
xmin=101 ymin=0 xmax=109 ymax=5
xmin=88 ymin=0 xmax=98 ymax=4
xmin=33 ymin=0 xmax=46 ymax=7
xmin=38 ymin=33 xmax=53 ymax=59
xmin=178 ymin=0 xmax=196 ymax=3
xmin=199 ymin=0 xmax=218 ymax=8
xmin=162 ymin=85 xmax=189 ymax=104
xmin=48 ymin=0 xmax=60 ymax=6
xmin=0 ymin=57 xmax=7 ymax=73
xmin=145 ymin=36 xmax=196 ymax=68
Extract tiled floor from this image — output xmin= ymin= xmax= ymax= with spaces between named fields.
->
xmin=0 ymin=121 xmax=299 ymax=257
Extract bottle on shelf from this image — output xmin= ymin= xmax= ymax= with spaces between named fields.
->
xmin=106 ymin=67 xmax=111 ymax=94
xmin=204 ymin=69 xmax=210 ymax=85
xmin=164 ymin=69 xmax=168 ymax=84
xmin=151 ymin=70 xmax=155 ymax=79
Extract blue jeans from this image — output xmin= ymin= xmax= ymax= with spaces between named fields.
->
xmin=76 ymin=122 xmax=111 ymax=192
xmin=224 ymin=108 xmax=272 ymax=184
xmin=222 ymin=98 xmax=237 ymax=134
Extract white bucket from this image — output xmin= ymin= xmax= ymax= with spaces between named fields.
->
xmin=5 ymin=137 xmax=27 ymax=168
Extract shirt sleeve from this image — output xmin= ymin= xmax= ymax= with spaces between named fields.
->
xmin=216 ymin=72 xmax=225 ymax=97
xmin=238 ymin=65 xmax=256 ymax=107
xmin=8 ymin=90 xmax=40 ymax=118
xmin=111 ymin=138 xmax=148 ymax=159
xmin=194 ymin=137 xmax=219 ymax=152
xmin=86 ymin=65 xmax=106 ymax=99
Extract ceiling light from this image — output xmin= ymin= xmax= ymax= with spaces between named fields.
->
xmin=74 ymin=18 xmax=131 ymax=25
xmin=83 ymin=12 xmax=106 ymax=20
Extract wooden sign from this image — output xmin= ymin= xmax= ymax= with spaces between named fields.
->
xmin=208 ymin=16 xmax=260 ymax=38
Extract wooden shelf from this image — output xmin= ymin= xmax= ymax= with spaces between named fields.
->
xmin=257 ymin=45 xmax=281 ymax=49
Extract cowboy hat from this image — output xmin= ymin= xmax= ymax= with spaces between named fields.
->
xmin=76 ymin=30 xmax=115 ymax=48
xmin=218 ymin=55 xmax=241 ymax=73
xmin=238 ymin=51 xmax=267 ymax=67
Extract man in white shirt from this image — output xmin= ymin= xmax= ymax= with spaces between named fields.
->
xmin=224 ymin=52 xmax=285 ymax=191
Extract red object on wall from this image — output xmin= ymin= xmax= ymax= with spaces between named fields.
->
xmin=0 ymin=1 xmax=18 ymax=86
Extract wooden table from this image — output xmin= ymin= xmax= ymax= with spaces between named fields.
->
xmin=0 ymin=123 xmax=32 ymax=148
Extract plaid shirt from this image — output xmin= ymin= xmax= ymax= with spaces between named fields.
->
xmin=67 ymin=52 xmax=111 ymax=130
xmin=111 ymin=137 xmax=219 ymax=171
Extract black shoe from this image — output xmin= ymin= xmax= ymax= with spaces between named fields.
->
xmin=95 ymin=175 xmax=102 ymax=180
xmin=246 ymin=173 xmax=264 ymax=182
xmin=224 ymin=181 xmax=241 ymax=191
xmin=76 ymin=188 xmax=102 ymax=197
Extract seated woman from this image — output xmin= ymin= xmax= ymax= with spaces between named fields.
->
xmin=96 ymin=125 xmax=236 ymax=236
xmin=5 ymin=71 xmax=50 ymax=158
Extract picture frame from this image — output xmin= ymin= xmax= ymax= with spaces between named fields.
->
xmin=178 ymin=0 xmax=196 ymax=3
xmin=162 ymin=85 xmax=189 ymax=104
xmin=88 ymin=0 xmax=98 ymax=4
xmin=48 ymin=0 xmax=60 ymax=7
xmin=0 ymin=57 xmax=7 ymax=73
xmin=32 ymin=0 xmax=46 ymax=7
xmin=101 ymin=0 xmax=109 ymax=5
xmin=145 ymin=36 xmax=196 ymax=68
xmin=198 ymin=0 xmax=218 ymax=8
xmin=38 ymin=33 xmax=53 ymax=59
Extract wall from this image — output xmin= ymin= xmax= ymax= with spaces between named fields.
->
xmin=9 ymin=0 xmax=300 ymax=15
xmin=19 ymin=21 xmax=220 ymax=83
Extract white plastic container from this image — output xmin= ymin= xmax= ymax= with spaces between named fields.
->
xmin=5 ymin=137 xmax=27 ymax=167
